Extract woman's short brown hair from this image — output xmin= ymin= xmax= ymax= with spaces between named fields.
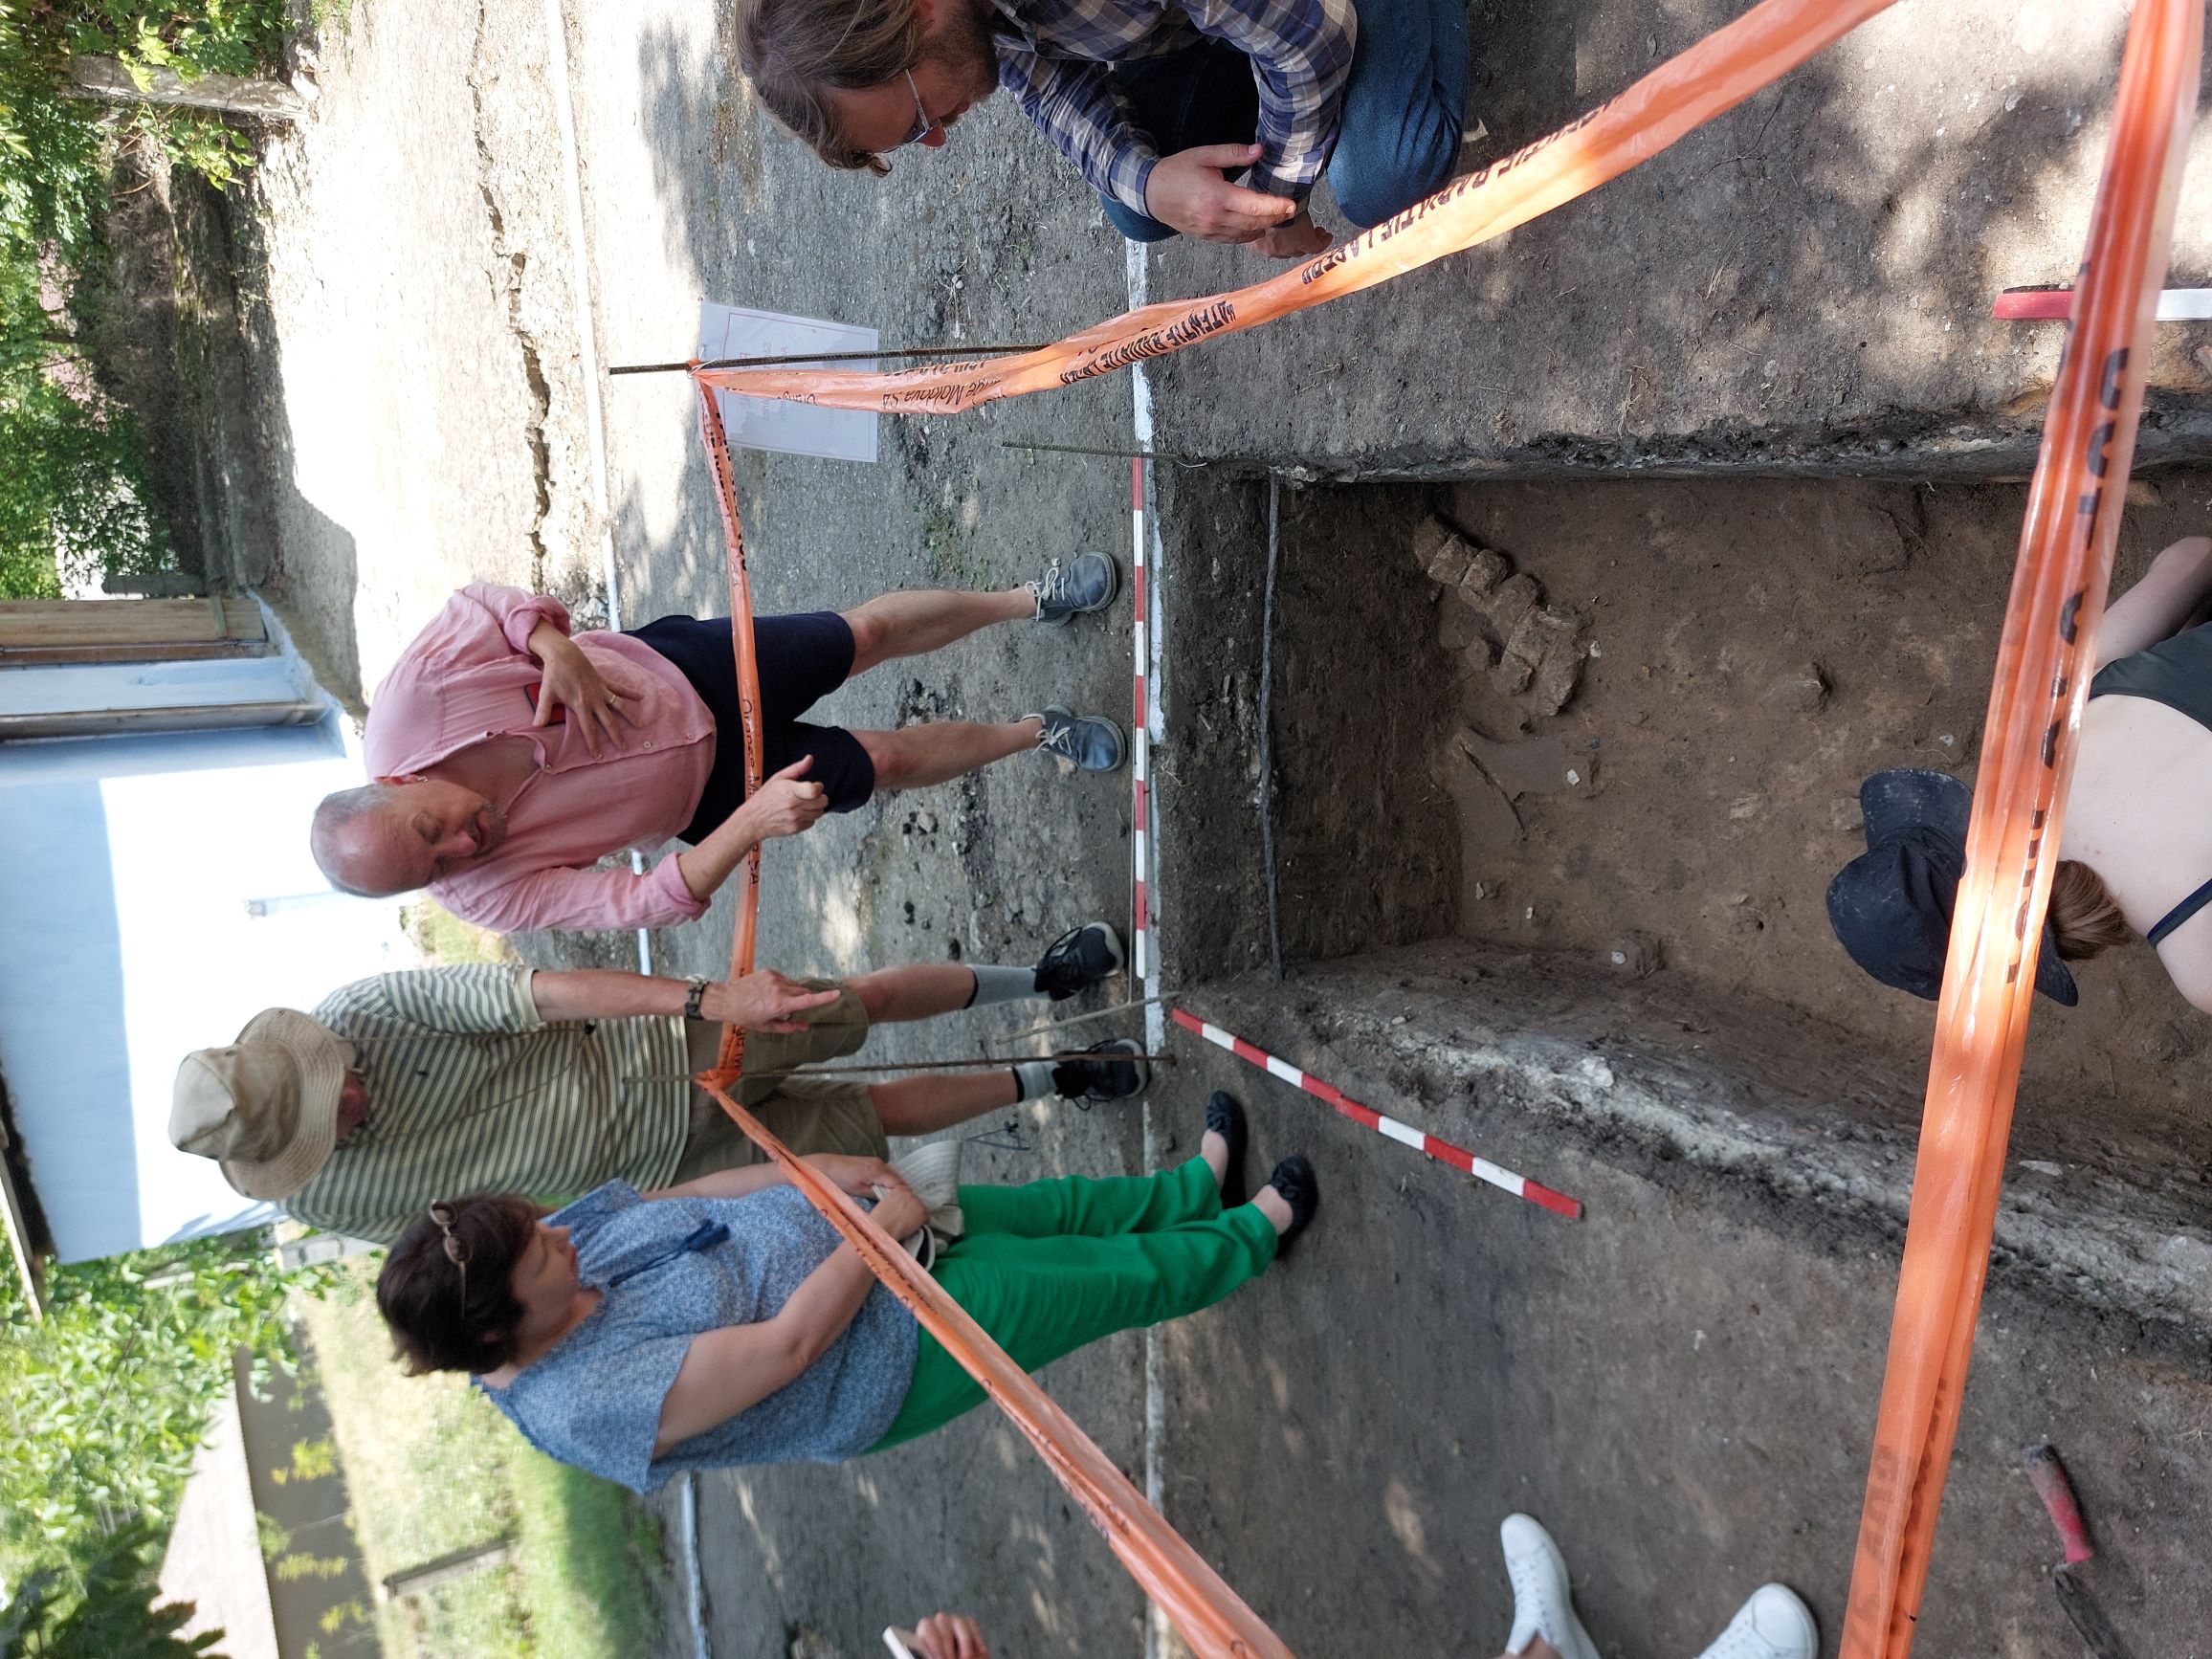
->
xmin=2048 ymin=858 xmax=2134 ymax=962
xmin=733 ymin=0 xmax=926 ymax=175
xmin=377 ymin=1194 xmax=543 ymax=1375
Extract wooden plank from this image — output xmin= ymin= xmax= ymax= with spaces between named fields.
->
xmin=378 ymin=1539 xmax=513 ymax=1604
xmin=0 ymin=639 xmax=274 ymax=668
xmin=0 ymin=598 xmax=265 ymax=648
xmin=0 ymin=1121 xmax=45 ymax=1320
xmin=0 ymin=700 xmax=322 ymax=740
xmin=64 ymin=56 xmax=306 ymax=122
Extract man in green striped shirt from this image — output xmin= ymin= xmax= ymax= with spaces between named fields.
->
xmin=168 ymin=923 xmax=1133 ymax=1246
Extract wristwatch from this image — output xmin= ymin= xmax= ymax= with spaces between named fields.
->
xmin=682 ymin=977 xmax=709 ymax=1022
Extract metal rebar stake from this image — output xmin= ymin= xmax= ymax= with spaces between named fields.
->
xmin=1259 ymin=474 xmax=1285 ymax=984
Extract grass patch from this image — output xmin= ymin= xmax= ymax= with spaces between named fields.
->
xmin=402 ymin=900 xmax=519 ymax=966
xmin=295 ymin=1264 xmax=664 ymax=1659
xmin=509 ymin=1453 xmax=664 ymax=1659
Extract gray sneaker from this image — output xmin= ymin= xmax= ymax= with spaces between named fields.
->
xmin=1029 ymin=553 xmax=1119 ymax=625
xmin=1033 ymin=706 xmax=1125 ymax=772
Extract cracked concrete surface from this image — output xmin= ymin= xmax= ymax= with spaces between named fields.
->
xmin=242 ymin=0 xmax=599 ymax=703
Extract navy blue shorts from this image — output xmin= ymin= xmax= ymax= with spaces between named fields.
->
xmin=628 ymin=612 xmax=874 ymax=839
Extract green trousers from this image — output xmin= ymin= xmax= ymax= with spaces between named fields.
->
xmin=870 ymin=1156 xmax=1277 ymax=1450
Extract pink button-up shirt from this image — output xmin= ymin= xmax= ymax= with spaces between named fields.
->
xmin=363 ymin=585 xmax=719 ymax=933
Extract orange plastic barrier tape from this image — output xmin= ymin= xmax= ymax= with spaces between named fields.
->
xmin=697 ymin=387 xmax=767 ymax=1086
xmin=698 ymin=1081 xmax=1298 ymax=1659
xmin=698 ymin=0 xmax=1902 ymax=415
xmin=1839 ymin=5 xmax=2200 ymax=1656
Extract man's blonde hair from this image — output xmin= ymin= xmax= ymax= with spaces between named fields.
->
xmin=733 ymin=0 xmax=928 ymax=174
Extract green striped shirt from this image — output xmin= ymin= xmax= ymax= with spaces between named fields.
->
xmin=288 ymin=965 xmax=689 ymax=1246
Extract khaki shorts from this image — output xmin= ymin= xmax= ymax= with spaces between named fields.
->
xmin=674 ymin=978 xmax=886 ymax=1181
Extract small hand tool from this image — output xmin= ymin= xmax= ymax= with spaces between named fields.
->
xmin=2022 ymin=1443 xmax=2134 ymax=1659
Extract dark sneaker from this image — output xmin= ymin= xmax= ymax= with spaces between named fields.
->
xmin=1051 ymin=1038 xmax=1147 ymax=1105
xmin=1029 ymin=552 xmax=1119 ymax=625
xmin=1033 ymin=706 xmax=1125 ymax=772
xmin=1032 ymin=921 xmax=1124 ymax=1000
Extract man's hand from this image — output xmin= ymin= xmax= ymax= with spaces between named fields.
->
xmin=527 ymin=621 xmax=633 ymax=759
xmin=701 ymin=970 xmax=843 ymax=1033
xmin=742 ymin=756 xmax=830 ymax=840
xmin=909 ymin=1612 xmax=991 ymax=1659
xmin=1142 ymin=143 xmax=1296 ymax=244
xmin=675 ymin=758 xmax=827 ymax=903
xmin=1255 ymin=210 xmax=1331 ymax=260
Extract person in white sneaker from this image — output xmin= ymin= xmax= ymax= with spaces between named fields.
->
xmin=1494 ymin=1512 xmax=1819 ymax=1659
xmin=873 ymin=1508 xmax=1816 ymax=1658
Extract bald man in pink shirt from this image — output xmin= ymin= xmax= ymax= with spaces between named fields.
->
xmin=311 ymin=567 xmax=1125 ymax=934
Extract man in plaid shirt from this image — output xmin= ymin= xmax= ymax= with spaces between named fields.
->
xmin=736 ymin=0 xmax=1466 ymax=257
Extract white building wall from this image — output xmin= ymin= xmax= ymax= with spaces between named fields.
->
xmin=0 ymin=719 xmax=414 ymax=1259
xmin=0 ymin=601 xmax=416 ymax=1261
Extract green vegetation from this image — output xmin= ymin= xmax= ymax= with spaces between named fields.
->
xmin=402 ymin=899 xmax=521 ymax=968
xmin=296 ymin=1264 xmax=666 ymax=1659
xmin=1 ymin=250 xmax=174 ymax=597
xmin=0 ymin=0 xmax=309 ymax=598
xmin=0 ymin=1229 xmax=330 ymax=1656
xmin=1 ymin=1515 xmax=223 ymax=1657
xmin=2 ymin=0 xmax=299 ymax=248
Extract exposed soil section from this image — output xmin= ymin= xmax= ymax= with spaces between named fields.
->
xmin=1255 ymin=470 xmax=2212 ymax=1187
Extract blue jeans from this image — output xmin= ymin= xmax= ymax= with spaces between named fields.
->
xmin=1098 ymin=0 xmax=1468 ymax=240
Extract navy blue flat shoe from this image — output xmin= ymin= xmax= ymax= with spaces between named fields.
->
xmin=1265 ymin=1156 xmax=1319 ymax=1261
xmin=1204 ymin=1090 xmax=1249 ymax=1208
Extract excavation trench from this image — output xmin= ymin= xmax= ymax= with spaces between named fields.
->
xmin=1160 ymin=467 xmax=2212 ymax=1339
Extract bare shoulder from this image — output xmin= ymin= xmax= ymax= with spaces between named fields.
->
xmin=2152 ymin=926 xmax=2212 ymax=1013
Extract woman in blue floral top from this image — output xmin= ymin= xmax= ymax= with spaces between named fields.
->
xmin=374 ymin=1094 xmax=1317 ymax=1492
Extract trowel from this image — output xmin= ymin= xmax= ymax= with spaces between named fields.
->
xmin=2022 ymin=1443 xmax=2134 ymax=1659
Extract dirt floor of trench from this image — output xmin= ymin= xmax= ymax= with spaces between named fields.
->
xmin=1247 ymin=468 xmax=2212 ymax=1188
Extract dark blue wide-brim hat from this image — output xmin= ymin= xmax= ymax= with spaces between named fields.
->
xmin=1825 ymin=768 xmax=2079 ymax=1007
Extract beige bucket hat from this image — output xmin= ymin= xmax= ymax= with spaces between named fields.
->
xmin=170 ymin=1009 xmax=349 ymax=1200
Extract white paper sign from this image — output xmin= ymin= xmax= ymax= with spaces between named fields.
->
xmin=697 ymin=302 xmax=879 ymax=463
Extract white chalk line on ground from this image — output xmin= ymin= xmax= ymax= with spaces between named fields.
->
xmin=1128 ymin=233 xmax=1175 ymax=1659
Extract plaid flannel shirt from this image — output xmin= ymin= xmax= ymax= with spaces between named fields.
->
xmin=991 ymin=0 xmax=1358 ymax=216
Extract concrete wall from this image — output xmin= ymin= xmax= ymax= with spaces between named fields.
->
xmin=1192 ymin=940 xmax=2212 ymax=1342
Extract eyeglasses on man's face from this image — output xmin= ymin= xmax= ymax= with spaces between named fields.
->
xmin=896 ymin=68 xmax=945 ymax=149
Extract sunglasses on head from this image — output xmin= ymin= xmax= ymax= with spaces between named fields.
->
xmin=428 ymin=1201 xmax=470 ymax=1304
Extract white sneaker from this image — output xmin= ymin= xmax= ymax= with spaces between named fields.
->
xmin=1692 ymin=1584 xmax=1818 ymax=1659
xmin=1499 ymin=1515 xmax=1600 ymax=1659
